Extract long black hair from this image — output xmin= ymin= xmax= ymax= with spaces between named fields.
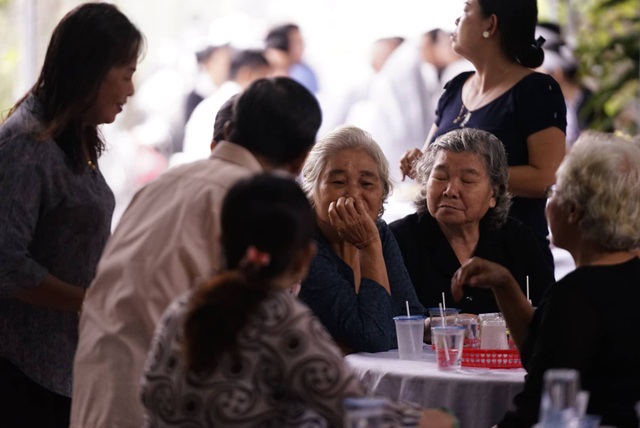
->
xmin=9 ymin=2 xmax=144 ymax=172
xmin=184 ymin=173 xmax=315 ymax=372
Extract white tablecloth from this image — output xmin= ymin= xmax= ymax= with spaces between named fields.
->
xmin=345 ymin=345 xmax=526 ymax=428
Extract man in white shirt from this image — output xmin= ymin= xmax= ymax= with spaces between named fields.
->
xmin=70 ymin=77 xmax=322 ymax=428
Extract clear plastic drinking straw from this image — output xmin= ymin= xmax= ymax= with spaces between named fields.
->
xmin=438 ymin=302 xmax=451 ymax=363
xmin=526 ymin=275 xmax=532 ymax=305
xmin=441 ymin=292 xmax=447 ymax=311
xmin=404 ymin=300 xmax=418 ymax=357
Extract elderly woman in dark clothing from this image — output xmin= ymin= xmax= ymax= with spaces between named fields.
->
xmin=390 ymin=128 xmax=553 ymax=314
xmin=0 ymin=3 xmax=143 ymax=427
xmin=299 ymin=125 xmax=425 ymax=353
xmin=452 ymin=131 xmax=640 ymax=427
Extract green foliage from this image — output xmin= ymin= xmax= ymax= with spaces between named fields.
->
xmin=574 ymin=0 xmax=639 ymax=134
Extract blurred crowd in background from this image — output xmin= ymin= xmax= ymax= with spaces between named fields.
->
xmin=0 ymin=0 xmax=638 ymax=228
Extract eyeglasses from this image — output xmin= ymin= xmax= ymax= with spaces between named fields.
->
xmin=545 ymin=184 xmax=557 ymax=199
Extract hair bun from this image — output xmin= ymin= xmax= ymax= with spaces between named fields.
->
xmin=517 ymin=38 xmax=545 ymax=68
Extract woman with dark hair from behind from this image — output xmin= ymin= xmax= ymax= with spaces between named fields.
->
xmin=0 ymin=3 xmax=143 ymax=427
xmin=401 ymin=0 xmax=567 ymax=267
xmin=141 ymin=173 xmax=457 ymax=428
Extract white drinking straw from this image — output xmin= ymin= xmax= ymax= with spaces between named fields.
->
xmin=526 ymin=275 xmax=532 ymax=305
xmin=438 ymin=302 xmax=451 ymax=363
xmin=441 ymin=292 xmax=447 ymax=311
xmin=404 ymin=300 xmax=418 ymax=358
xmin=438 ymin=302 xmax=446 ymax=327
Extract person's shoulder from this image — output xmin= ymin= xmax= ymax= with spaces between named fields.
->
xmin=1 ymin=101 xmax=41 ymax=145
xmin=443 ymin=70 xmax=474 ymax=91
xmin=564 ymin=257 xmax=640 ymax=283
xmin=274 ymin=289 xmax=311 ymax=315
xmin=311 ymin=232 xmax=336 ymax=259
xmin=388 ymin=212 xmax=421 ymax=234
xmin=500 ymin=216 xmax=531 ymax=233
xmin=376 ymin=218 xmax=396 ymax=239
xmin=260 ymin=289 xmax=316 ymax=326
xmin=491 ymin=216 xmax=542 ymax=248
xmin=0 ymin=128 xmax=66 ymax=173
xmin=154 ymin=291 xmax=192 ymax=335
xmin=514 ymin=71 xmax=561 ymax=92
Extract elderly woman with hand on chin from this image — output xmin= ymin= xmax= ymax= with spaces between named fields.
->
xmin=300 ymin=125 xmax=425 ymax=353
xmin=451 ymin=131 xmax=640 ymax=428
xmin=390 ymin=128 xmax=553 ymax=315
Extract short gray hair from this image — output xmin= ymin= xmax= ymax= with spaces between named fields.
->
xmin=413 ymin=128 xmax=511 ymax=229
xmin=300 ymin=126 xmax=392 ymax=217
xmin=556 ymin=131 xmax=640 ymax=250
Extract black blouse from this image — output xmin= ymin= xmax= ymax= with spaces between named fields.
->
xmin=389 ymin=212 xmax=554 ymax=314
xmin=500 ymin=258 xmax=640 ymax=428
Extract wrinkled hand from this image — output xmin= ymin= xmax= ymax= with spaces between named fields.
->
xmin=328 ymin=196 xmax=379 ymax=249
xmin=451 ymin=257 xmax=515 ymax=302
xmin=399 ymin=148 xmax=423 ymax=181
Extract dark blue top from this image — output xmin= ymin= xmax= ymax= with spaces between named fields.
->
xmin=299 ymin=220 xmax=425 ymax=353
xmin=0 ymin=95 xmax=115 ymax=396
xmin=500 ymin=257 xmax=640 ymax=428
xmin=433 ymin=71 xmax=567 ymax=261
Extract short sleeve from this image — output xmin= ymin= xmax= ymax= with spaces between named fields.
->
xmin=514 ymin=73 xmax=567 ymax=137
xmin=434 ymin=72 xmax=472 ymax=128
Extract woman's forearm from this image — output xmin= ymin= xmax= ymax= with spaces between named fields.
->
xmin=359 ymin=239 xmax=390 ymax=293
xmin=509 ymin=127 xmax=565 ymax=198
xmin=508 ymin=165 xmax=555 ymax=198
xmin=13 ymin=273 xmax=85 ymax=312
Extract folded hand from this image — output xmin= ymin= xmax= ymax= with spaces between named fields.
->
xmin=328 ymin=196 xmax=379 ymax=249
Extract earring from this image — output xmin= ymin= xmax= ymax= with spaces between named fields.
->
xmin=482 ymin=31 xmax=490 ymax=38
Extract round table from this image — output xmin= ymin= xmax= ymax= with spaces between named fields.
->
xmin=345 ymin=345 xmax=526 ymax=428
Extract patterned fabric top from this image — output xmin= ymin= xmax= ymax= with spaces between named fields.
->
xmin=141 ymin=289 xmax=423 ymax=427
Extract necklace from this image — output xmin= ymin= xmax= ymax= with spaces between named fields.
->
xmin=453 ymin=68 xmax=511 ymax=128
xmin=452 ymin=104 xmax=472 ymax=127
xmin=452 ymin=86 xmax=496 ymax=128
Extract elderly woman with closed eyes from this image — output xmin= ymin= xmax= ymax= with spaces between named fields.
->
xmin=299 ymin=125 xmax=425 ymax=353
xmin=390 ymin=128 xmax=553 ymax=314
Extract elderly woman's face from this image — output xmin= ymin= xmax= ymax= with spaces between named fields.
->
xmin=313 ymin=148 xmax=383 ymax=223
xmin=426 ymin=150 xmax=496 ymax=228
